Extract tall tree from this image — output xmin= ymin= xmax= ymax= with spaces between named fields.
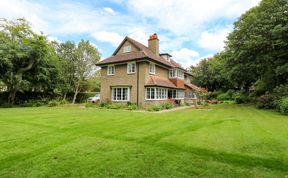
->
xmin=72 ymin=40 xmax=100 ymax=104
xmin=190 ymin=53 xmax=230 ymax=91
xmin=53 ymin=41 xmax=77 ymax=100
xmin=225 ymin=0 xmax=288 ymax=92
xmin=0 ymin=18 xmax=49 ymax=104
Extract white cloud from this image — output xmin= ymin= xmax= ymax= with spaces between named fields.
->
xmin=0 ymin=0 xmax=49 ymax=34
xmin=127 ymin=0 xmax=261 ymax=35
xmin=171 ymin=48 xmax=200 ymax=67
xmin=127 ymin=28 xmax=149 ymax=46
xmin=197 ymin=27 xmax=232 ymax=51
xmin=0 ymin=0 xmax=261 ymax=58
xmin=92 ymin=31 xmax=123 ymax=47
xmin=103 ymin=7 xmax=115 ymax=14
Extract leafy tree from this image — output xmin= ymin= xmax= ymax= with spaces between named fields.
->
xmin=53 ymin=41 xmax=77 ymax=100
xmin=72 ymin=40 xmax=100 ymax=104
xmin=190 ymin=53 xmax=230 ymax=91
xmin=225 ymin=0 xmax=288 ymax=92
xmin=0 ymin=18 xmax=49 ymax=104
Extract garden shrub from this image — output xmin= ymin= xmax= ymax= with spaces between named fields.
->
xmin=151 ymin=105 xmax=162 ymax=111
xmin=59 ymin=99 xmax=69 ymax=105
xmin=223 ymin=100 xmax=236 ymax=104
xmin=107 ymin=103 xmax=126 ymax=109
xmin=160 ymin=102 xmax=173 ymax=109
xmin=185 ymin=102 xmax=192 ymax=106
xmin=256 ymin=93 xmax=275 ymax=109
xmin=233 ymin=92 xmax=248 ymax=104
xmin=279 ymin=97 xmax=288 ymax=114
xmin=217 ymin=92 xmax=232 ymax=101
xmin=208 ymin=90 xmax=223 ymax=100
xmin=226 ymin=89 xmax=236 ymax=98
xmin=20 ymin=99 xmax=49 ymax=107
xmin=127 ymin=104 xmax=137 ymax=110
xmin=85 ymin=102 xmax=98 ymax=108
xmin=0 ymin=103 xmax=13 ymax=108
xmin=99 ymin=102 xmax=109 ymax=108
xmin=48 ymin=100 xmax=60 ymax=107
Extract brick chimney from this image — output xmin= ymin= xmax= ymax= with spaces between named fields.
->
xmin=148 ymin=33 xmax=159 ymax=56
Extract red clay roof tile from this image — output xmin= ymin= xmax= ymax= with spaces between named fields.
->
xmin=146 ymin=76 xmax=177 ymax=88
xmin=96 ymin=36 xmax=185 ymax=70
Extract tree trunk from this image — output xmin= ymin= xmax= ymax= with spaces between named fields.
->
xmin=8 ymin=89 xmax=17 ymax=105
xmin=63 ymin=92 xmax=67 ymax=101
xmin=72 ymin=84 xmax=79 ymax=104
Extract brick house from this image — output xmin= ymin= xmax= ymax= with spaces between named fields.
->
xmin=96 ymin=34 xmax=205 ymax=107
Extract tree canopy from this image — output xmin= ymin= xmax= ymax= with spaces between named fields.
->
xmin=0 ymin=18 xmax=101 ymax=104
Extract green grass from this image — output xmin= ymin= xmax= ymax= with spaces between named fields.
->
xmin=0 ymin=104 xmax=287 ymax=177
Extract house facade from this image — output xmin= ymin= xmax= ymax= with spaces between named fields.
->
xmin=96 ymin=34 xmax=205 ymax=107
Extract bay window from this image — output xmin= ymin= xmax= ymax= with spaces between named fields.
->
xmin=146 ymin=87 xmax=168 ymax=100
xmin=170 ymin=89 xmax=185 ymax=99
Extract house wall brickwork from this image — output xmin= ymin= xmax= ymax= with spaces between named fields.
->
xmin=115 ymin=41 xmax=139 ymax=55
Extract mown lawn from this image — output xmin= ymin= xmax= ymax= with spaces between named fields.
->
xmin=0 ymin=104 xmax=287 ymax=177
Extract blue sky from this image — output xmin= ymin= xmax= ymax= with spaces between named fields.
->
xmin=0 ymin=0 xmax=260 ymax=67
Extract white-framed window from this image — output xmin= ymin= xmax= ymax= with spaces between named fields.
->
xmin=149 ymin=63 xmax=155 ymax=74
xmin=169 ymin=69 xmax=184 ymax=79
xmin=169 ymin=69 xmax=177 ymax=78
xmin=177 ymin=70 xmax=184 ymax=79
xmin=123 ymin=45 xmax=131 ymax=53
xmin=146 ymin=87 xmax=168 ymax=100
xmin=127 ymin=62 xmax=136 ymax=74
xmin=112 ymin=87 xmax=130 ymax=101
xmin=170 ymin=89 xmax=185 ymax=99
xmin=107 ymin=65 xmax=115 ymax=75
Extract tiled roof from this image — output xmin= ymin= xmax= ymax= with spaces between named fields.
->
xmin=146 ymin=76 xmax=177 ymax=88
xmin=97 ymin=36 xmax=185 ymax=70
xmin=185 ymin=83 xmax=207 ymax=91
xmin=97 ymin=51 xmax=146 ymax=65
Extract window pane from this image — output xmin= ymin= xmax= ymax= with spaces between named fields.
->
xmin=151 ymin=88 xmax=155 ymax=99
xmin=149 ymin=63 xmax=155 ymax=74
xmin=117 ymin=88 xmax=121 ymax=100
xmin=146 ymin=88 xmax=150 ymax=99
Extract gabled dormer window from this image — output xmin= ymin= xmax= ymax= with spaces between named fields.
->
xmin=123 ymin=45 xmax=131 ymax=53
xmin=107 ymin=65 xmax=115 ymax=75
xmin=127 ymin=62 xmax=136 ymax=74
xmin=149 ymin=63 xmax=155 ymax=74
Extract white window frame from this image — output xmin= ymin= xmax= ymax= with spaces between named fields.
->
xmin=170 ymin=89 xmax=185 ymax=99
xmin=169 ymin=69 xmax=177 ymax=78
xmin=177 ymin=70 xmax=184 ymax=79
xmin=149 ymin=63 xmax=156 ymax=74
xmin=112 ymin=87 xmax=130 ymax=102
xmin=145 ymin=87 xmax=168 ymax=100
xmin=127 ymin=62 xmax=136 ymax=74
xmin=169 ymin=69 xmax=184 ymax=79
xmin=123 ymin=45 xmax=131 ymax=53
xmin=107 ymin=65 xmax=115 ymax=76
